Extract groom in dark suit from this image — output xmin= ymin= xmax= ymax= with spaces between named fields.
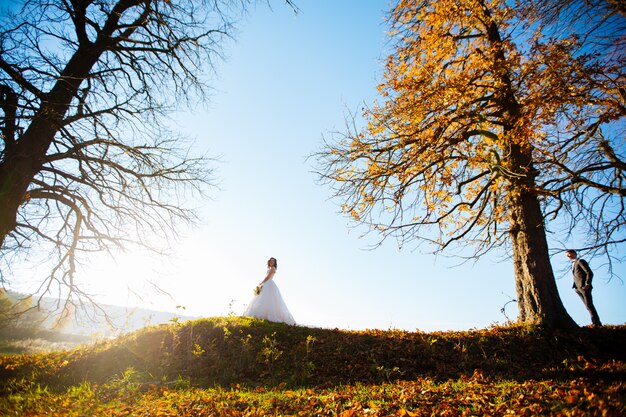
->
xmin=565 ymin=249 xmax=602 ymax=326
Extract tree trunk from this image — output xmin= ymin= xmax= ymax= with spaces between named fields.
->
xmin=0 ymin=156 xmax=35 ymax=248
xmin=0 ymin=42 xmax=106 ymax=249
xmin=0 ymin=86 xmax=21 ymax=249
xmin=507 ymin=148 xmax=578 ymax=329
xmin=0 ymin=0 xmax=143 ymax=249
xmin=0 ymin=88 xmax=84 ymax=249
xmin=477 ymin=0 xmax=578 ymax=330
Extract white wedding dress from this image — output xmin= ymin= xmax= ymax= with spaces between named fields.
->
xmin=243 ymin=268 xmax=296 ymax=325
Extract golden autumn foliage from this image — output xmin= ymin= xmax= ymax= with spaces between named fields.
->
xmin=315 ymin=0 xmax=624 ymax=328
xmin=320 ymin=0 xmax=623 ymax=250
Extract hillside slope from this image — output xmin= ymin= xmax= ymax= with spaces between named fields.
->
xmin=2 ymin=317 xmax=625 ymax=416
xmin=1 ymin=317 xmax=625 ymax=389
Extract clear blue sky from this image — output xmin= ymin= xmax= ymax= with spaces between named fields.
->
xmin=15 ymin=0 xmax=626 ymax=331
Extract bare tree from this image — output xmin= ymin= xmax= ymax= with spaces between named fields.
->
xmin=315 ymin=0 xmax=624 ymax=329
xmin=0 ymin=0 xmax=294 ymax=316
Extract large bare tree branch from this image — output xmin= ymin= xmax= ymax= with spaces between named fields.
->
xmin=0 ymin=0 xmax=300 ymax=320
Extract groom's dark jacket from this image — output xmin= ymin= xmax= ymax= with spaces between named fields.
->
xmin=572 ymin=259 xmax=594 ymax=289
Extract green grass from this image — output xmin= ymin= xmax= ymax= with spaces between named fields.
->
xmin=1 ymin=317 xmax=624 ymax=416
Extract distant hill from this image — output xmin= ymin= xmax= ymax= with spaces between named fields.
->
xmin=0 ymin=290 xmax=197 ymax=352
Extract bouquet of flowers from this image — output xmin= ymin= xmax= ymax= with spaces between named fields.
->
xmin=254 ymin=285 xmax=262 ymax=296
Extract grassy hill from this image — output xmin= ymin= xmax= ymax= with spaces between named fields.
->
xmin=1 ymin=317 xmax=625 ymax=416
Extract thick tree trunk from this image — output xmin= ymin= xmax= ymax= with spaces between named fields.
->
xmin=507 ymin=148 xmax=578 ymax=329
xmin=476 ymin=0 xmax=578 ymax=330
xmin=0 ymin=86 xmax=21 ymax=248
xmin=0 ymin=156 xmax=36 ymax=248
xmin=0 ymin=91 xmax=81 ymax=247
xmin=0 ymin=40 xmax=108 ymax=249
xmin=0 ymin=0 xmax=142 ymax=249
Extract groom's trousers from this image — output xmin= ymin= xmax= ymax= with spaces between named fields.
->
xmin=575 ymin=286 xmax=602 ymax=326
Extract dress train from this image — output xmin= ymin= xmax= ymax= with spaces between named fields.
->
xmin=243 ymin=280 xmax=295 ymax=325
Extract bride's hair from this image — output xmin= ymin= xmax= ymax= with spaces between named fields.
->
xmin=268 ymin=257 xmax=278 ymax=268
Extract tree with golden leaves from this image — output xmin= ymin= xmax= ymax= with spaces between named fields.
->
xmin=316 ymin=0 xmax=625 ymax=329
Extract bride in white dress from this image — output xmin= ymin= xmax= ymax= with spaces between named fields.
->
xmin=243 ymin=257 xmax=296 ymax=325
